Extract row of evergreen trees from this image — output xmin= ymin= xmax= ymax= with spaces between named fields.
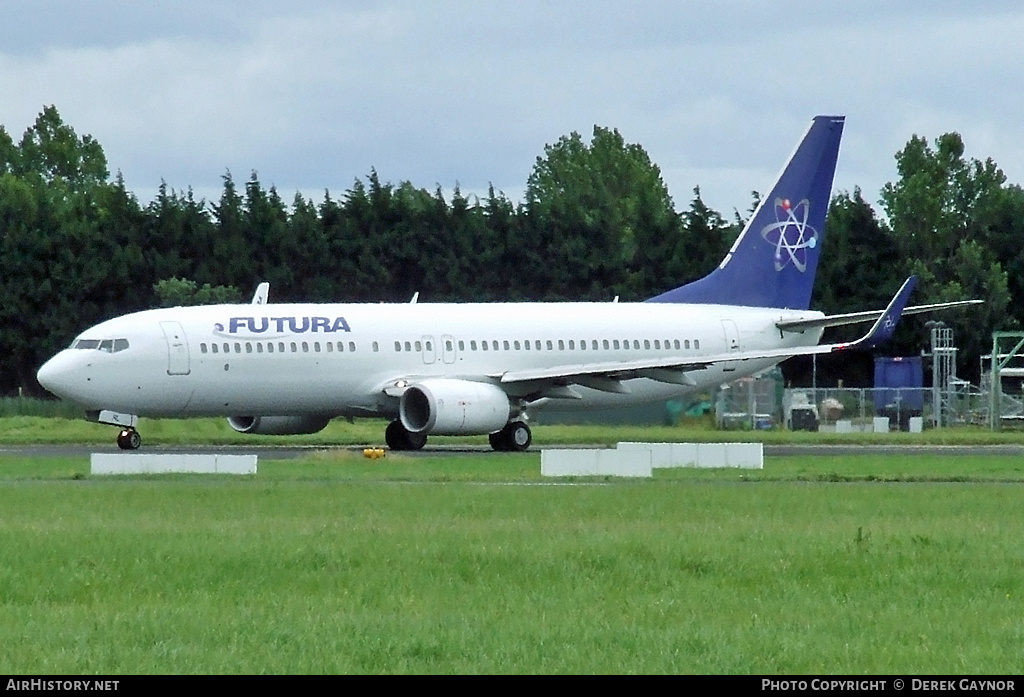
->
xmin=1 ymin=107 xmax=1019 ymax=395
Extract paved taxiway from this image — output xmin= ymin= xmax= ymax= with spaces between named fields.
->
xmin=4 ymin=444 xmax=1024 ymax=459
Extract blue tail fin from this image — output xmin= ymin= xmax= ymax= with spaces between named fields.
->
xmin=648 ymin=115 xmax=845 ymax=309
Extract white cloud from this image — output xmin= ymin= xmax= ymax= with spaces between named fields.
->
xmin=1 ymin=1 xmax=1024 ymax=216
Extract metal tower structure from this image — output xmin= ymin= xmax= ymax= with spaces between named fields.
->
xmin=929 ymin=323 xmax=957 ymax=427
xmin=988 ymin=331 xmax=1024 ymax=430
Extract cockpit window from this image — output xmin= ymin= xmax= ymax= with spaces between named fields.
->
xmin=72 ymin=338 xmax=130 ymax=352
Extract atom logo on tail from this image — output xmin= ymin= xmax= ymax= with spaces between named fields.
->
xmin=760 ymin=198 xmax=818 ymax=272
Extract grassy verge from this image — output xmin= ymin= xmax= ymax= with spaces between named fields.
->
xmin=7 ymin=450 xmax=1024 ymax=483
xmin=1 ymin=452 xmax=1024 ymax=673
xmin=3 ymin=414 xmax=1024 ymax=446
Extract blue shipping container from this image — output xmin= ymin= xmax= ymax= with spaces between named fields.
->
xmin=873 ymin=356 xmax=924 ymax=412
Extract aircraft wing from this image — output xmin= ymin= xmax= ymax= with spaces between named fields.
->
xmin=499 ymin=277 xmax=919 ymax=391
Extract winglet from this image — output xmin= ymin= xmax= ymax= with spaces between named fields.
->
xmin=252 ymin=282 xmax=270 ymax=305
xmin=835 ymin=276 xmax=916 ymax=351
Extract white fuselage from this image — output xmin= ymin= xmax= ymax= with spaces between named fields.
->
xmin=38 ymin=301 xmax=824 ymax=419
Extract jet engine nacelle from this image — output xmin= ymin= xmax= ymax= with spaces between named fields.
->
xmin=399 ymin=379 xmax=511 ymax=435
xmin=227 ymin=415 xmax=331 ymax=435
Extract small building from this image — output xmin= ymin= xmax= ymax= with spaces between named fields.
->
xmin=874 ymin=356 xmax=924 ymax=430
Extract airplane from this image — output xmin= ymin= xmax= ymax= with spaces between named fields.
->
xmin=36 ymin=115 xmax=980 ymax=451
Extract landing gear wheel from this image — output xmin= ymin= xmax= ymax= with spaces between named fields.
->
xmin=489 ymin=421 xmax=531 ymax=452
xmin=507 ymin=421 xmax=532 ymax=451
xmin=385 ymin=420 xmax=427 ymax=451
xmin=488 ymin=430 xmax=508 ymax=451
xmin=406 ymin=430 xmax=427 ymax=450
xmin=117 ymin=428 xmax=142 ymax=450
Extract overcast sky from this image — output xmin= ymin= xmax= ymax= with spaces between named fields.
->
xmin=2 ymin=1 xmax=1023 ymax=218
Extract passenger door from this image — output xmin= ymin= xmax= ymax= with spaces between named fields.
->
xmin=159 ymin=321 xmax=191 ymax=375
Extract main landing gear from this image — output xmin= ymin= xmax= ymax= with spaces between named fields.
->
xmin=383 ymin=419 xmax=532 ymax=452
xmin=385 ymin=420 xmax=427 ymax=451
xmin=116 ymin=427 xmax=142 ymax=450
xmin=489 ymin=420 xmax=532 ymax=452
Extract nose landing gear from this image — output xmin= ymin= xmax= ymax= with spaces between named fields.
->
xmin=116 ymin=428 xmax=142 ymax=450
xmin=85 ymin=410 xmax=141 ymax=450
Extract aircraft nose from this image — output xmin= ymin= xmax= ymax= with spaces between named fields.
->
xmin=37 ymin=351 xmax=87 ymax=400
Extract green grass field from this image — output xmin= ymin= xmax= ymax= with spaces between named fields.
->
xmin=2 ymin=448 xmax=1024 ymax=674
xmin=5 ymin=412 xmax=1024 ymax=447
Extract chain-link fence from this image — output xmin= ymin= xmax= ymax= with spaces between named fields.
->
xmin=717 ymin=383 xmax=989 ymax=431
xmin=715 ymin=376 xmax=780 ymax=430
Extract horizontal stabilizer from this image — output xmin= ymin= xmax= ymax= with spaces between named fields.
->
xmin=777 ymin=298 xmax=983 ymax=333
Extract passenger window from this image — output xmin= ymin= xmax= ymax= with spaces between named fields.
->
xmin=246 ymin=343 xmax=253 ymax=354
xmin=558 ymin=340 xmax=565 ymax=350
xmin=256 ymin=343 xmax=264 ymax=353
xmin=212 ymin=344 xmax=219 ymax=354
xmin=613 ymin=340 xmax=620 ymax=350
xmin=291 ymin=342 xmax=297 ymax=352
xmin=603 ymin=340 xmax=609 ymax=350
xmin=348 ymin=342 xmax=355 ymax=352
xmin=654 ymin=340 xmax=661 ymax=350
xmin=471 ymin=340 xmax=477 ymax=350
xmin=633 ymin=340 xmax=640 ymax=350
xmin=404 ymin=341 xmax=412 ymax=352
xmin=547 ymin=340 xmax=553 ymax=350
xmin=503 ymin=341 xmax=510 ymax=351
xmin=492 ymin=341 xmax=499 ymax=351
xmin=326 ymin=342 xmax=333 ymax=352
xmin=200 ymin=343 xmax=208 ymax=354
xmin=535 ymin=340 xmax=541 ymax=350
xmin=482 ymin=341 xmax=488 ymax=351
xmin=339 ymin=342 xmax=345 ymax=352
xmin=415 ymin=341 xmax=422 ymax=352
xmin=235 ymin=343 xmax=242 ymax=353
xmin=644 ymin=340 xmax=650 ymax=350
xmin=513 ymin=340 xmax=520 ymax=350
xmin=694 ymin=340 xmax=700 ymax=349
xmin=267 ymin=343 xmax=274 ymax=353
